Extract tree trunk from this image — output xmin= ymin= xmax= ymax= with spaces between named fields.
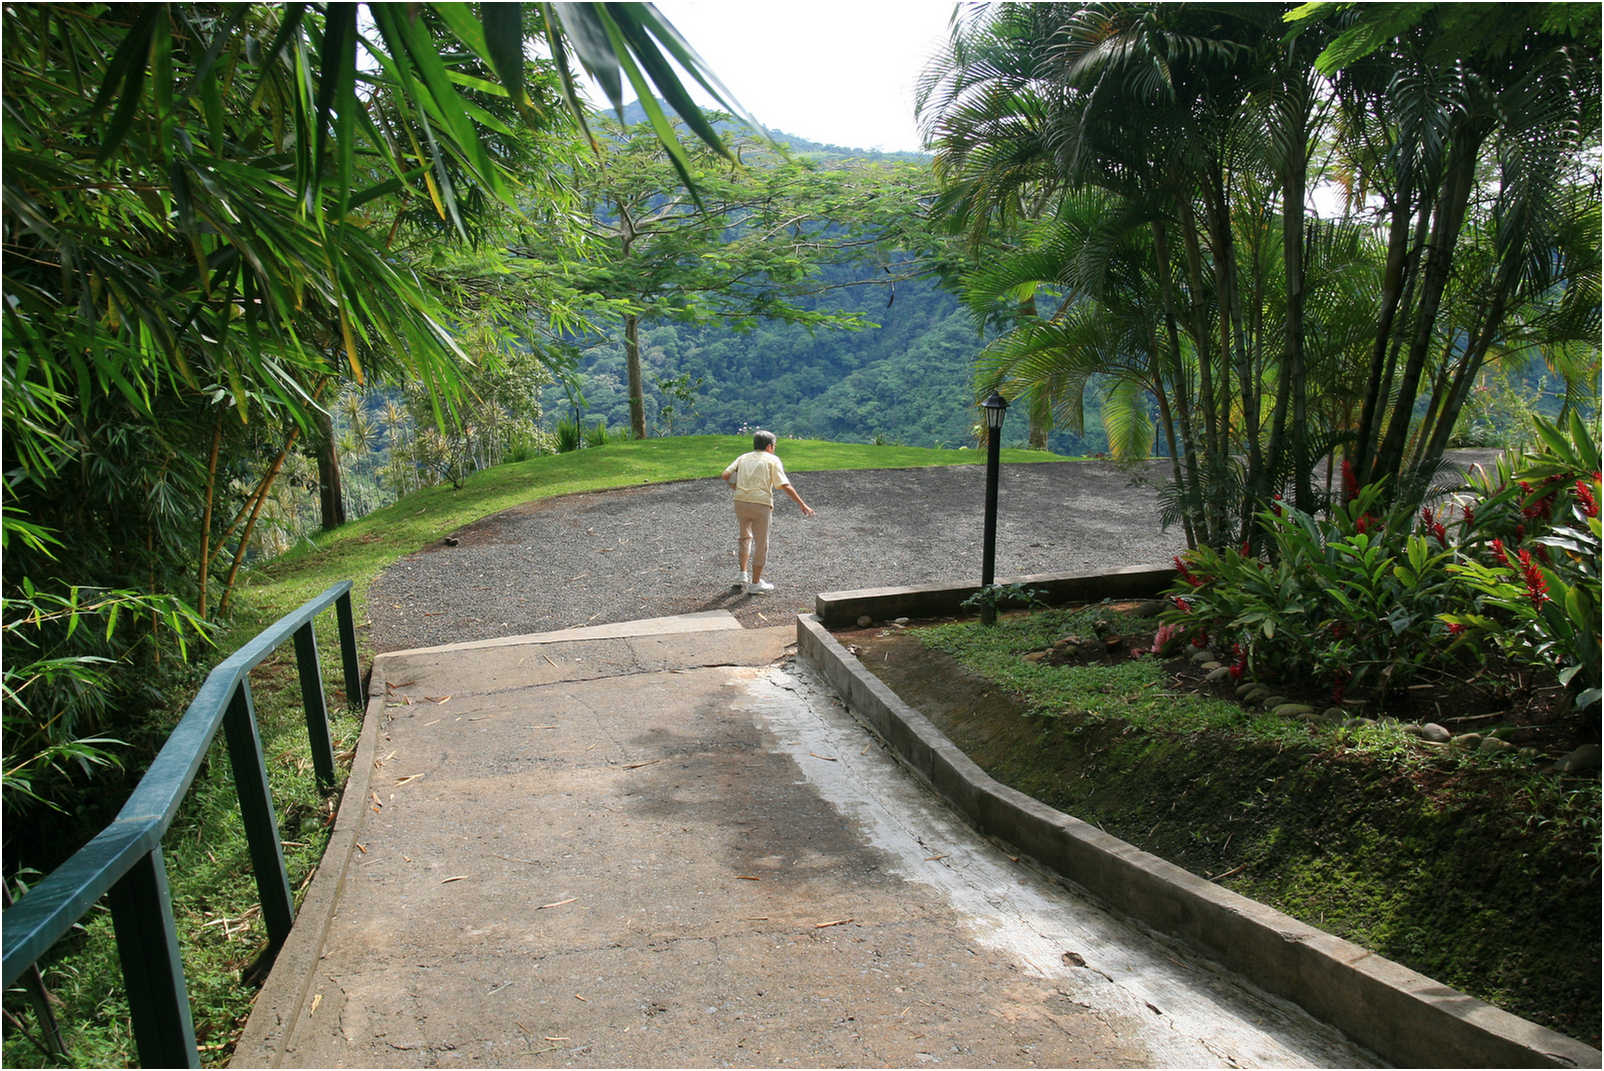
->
xmin=314 ymin=407 xmax=346 ymax=531
xmin=197 ymin=416 xmax=222 ymax=619
xmin=1372 ymin=130 xmax=1482 ymax=499
xmin=218 ymin=427 xmax=300 ymax=616
xmin=625 ymin=313 xmax=646 ymax=439
xmin=1352 ymin=197 xmax=1417 ymax=483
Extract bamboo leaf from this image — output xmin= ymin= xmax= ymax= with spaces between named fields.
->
xmin=94 ymin=7 xmax=159 ymax=163
xmin=480 ymin=3 xmax=530 ymax=112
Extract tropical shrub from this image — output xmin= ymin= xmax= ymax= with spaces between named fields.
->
xmin=1160 ymin=414 xmax=1603 ymax=716
xmin=1443 ymin=414 xmax=1602 ymax=711
xmin=555 ymin=419 xmax=585 ymax=454
xmin=1160 ymin=482 xmax=1461 ymax=702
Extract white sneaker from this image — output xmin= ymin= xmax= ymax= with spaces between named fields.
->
xmin=735 ymin=570 xmax=750 ymax=588
xmin=746 ymin=579 xmax=775 ymax=594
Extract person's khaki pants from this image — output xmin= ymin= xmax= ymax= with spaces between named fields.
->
xmin=734 ymin=500 xmax=772 ymax=579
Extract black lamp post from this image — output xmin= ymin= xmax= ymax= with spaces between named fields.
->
xmin=979 ymin=390 xmax=1008 ymax=623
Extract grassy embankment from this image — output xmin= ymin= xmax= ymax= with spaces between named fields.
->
xmin=904 ymin=602 xmax=1601 ymax=1046
xmin=3 ymin=436 xmax=1066 ymax=1068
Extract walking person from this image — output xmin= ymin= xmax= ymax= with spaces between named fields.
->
xmin=721 ymin=430 xmax=814 ymax=594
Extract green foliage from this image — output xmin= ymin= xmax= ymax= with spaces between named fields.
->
xmin=584 ymin=420 xmax=612 ymax=449
xmin=1442 ymin=413 xmax=1603 ymax=710
xmin=919 ymin=1 xmax=1602 ymax=550
xmin=2 ymin=583 xmax=211 ymax=815
xmin=959 ymin=582 xmax=1049 ymax=616
xmin=1162 ymin=414 xmax=1603 ymax=712
xmin=1162 ymin=483 xmax=1465 ymax=700
xmin=555 ymin=419 xmax=584 ymax=454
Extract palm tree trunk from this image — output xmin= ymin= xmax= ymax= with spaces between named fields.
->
xmin=1353 ymin=198 xmax=1417 ymax=483
xmin=1151 ymin=217 xmax=1207 ymax=545
xmin=625 ymin=313 xmax=646 ymax=439
xmin=1373 ymin=131 xmax=1483 ymax=498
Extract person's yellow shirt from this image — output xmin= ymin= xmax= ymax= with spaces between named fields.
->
xmin=724 ymin=450 xmax=790 ymax=507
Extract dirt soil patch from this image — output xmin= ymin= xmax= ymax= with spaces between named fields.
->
xmin=831 ymin=611 xmax=1602 ymax=1047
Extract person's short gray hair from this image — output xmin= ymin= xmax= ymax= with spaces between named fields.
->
xmin=752 ymin=429 xmax=776 ymax=451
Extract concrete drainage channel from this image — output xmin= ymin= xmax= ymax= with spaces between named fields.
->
xmin=797 ymin=566 xmax=1601 ymax=1070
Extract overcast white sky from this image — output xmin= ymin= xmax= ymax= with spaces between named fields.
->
xmin=605 ymin=1 xmax=958 ymax=153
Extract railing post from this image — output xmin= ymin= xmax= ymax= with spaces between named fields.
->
xmin=336 ymin=589 xmax=364 ymax=710
xmin=107 ymin=848 xmax=198 ymax=1069
xmin=293 ymin=622 xmax=337 ymax=791
xmin=222 ymin=680 xmax=295 ymax=948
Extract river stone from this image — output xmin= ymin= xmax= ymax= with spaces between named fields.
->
xmin=1479 ymin=736 xmax=1515 ymax=755
xmin=1204 ymin=666 xmax=1234 ymax=683
xmin=1260 ymin=695 xmax=1289 ymax=710
xmin=1189 ymin=648 xmax=1216 ymax=664
xmin=1450 ymin=733 xmax=1484 ymax=751
xmin=1405 ymin=722 xmax=1452 ymax=743
xmin=856 ymin=615 xmax=873 ymax=628
xmin=1272 ymin=702 xmax=1315 ymax=718
xmin=1235 ymin=683 xmax=1259 ymax=699
xmin=1201 ymin=660 xmax=1223 ymax=672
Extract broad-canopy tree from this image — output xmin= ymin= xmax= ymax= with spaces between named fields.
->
xmin=550 ymin=117 xmax=938 ymax=438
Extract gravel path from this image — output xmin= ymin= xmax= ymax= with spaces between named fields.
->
xmin=368 ymin=460 xmax=1190 ymax=653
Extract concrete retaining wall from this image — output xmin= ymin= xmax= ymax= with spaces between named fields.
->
xmin=796 ymin=575 xmax=1601 ymax=1069
xmin=814 ymin=564 xmax=1175 ymax=627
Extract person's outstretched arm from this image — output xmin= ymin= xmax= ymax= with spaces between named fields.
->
xmin=782 ymin=483 xmax=815 ymax=516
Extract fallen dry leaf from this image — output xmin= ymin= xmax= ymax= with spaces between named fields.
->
xmin=441 ymin=875 xmax=468 ymax=884
xmin=736 ymin=875 xmax=761 ymax=881
xmin=395 ymin=773 xmax=425 ymax=786
xmin=310 ymin=993 xmax=323 ymax=1016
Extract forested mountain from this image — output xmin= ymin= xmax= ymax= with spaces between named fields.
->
xmin=542 ymin=114 xmax=1109 ymax=454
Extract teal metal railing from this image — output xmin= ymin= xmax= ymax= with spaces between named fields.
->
xmin=2 ymin=580 xmax=364 ymax=1068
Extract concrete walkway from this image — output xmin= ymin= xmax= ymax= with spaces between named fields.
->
xmin=235 ymin=613 xmax=1375 ymax=1068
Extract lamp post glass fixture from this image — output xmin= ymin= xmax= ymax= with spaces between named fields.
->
xmin=980 ymin=391 xmax=1008 ymax=623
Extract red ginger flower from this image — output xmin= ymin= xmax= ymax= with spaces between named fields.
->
xmin=1341 ymin=458 xmax=1359 ymax=503
xmin=1491 ymin=537 xmax=1511 ymax=568
xmin=1517 ymin=549 xmax=1549 ymax=607
xmin=1420 ymin=507 xmax=1447 ymax=546
xmin=1576 ymin=479 xmax=1599 ymax=518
